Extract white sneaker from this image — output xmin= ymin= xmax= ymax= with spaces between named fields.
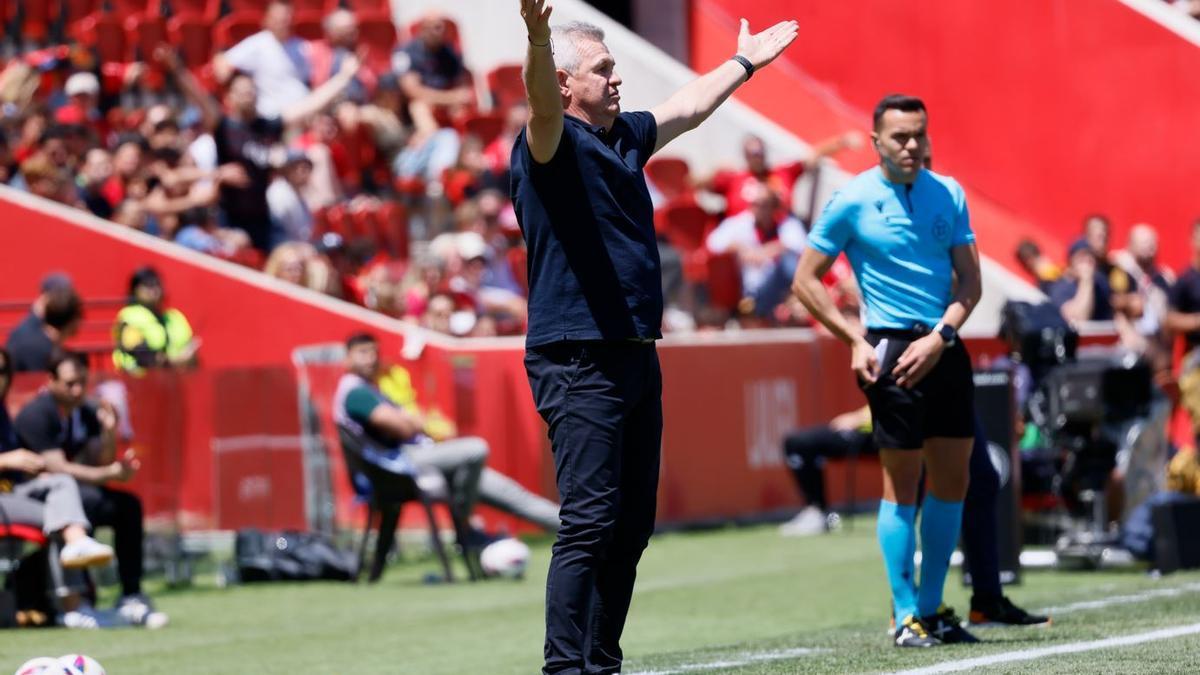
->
xmin=60 ymin=536 xmax=115 ymax=569
xmin=779 ymin=506 xmax=829 ymax=537
xmin=117 ymin=594 xmax=169 ymax=629
xmin=61 ymin=605 xmax=126 ymax=629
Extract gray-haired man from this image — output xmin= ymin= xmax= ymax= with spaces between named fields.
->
xmin=511 ymin=2 xmax=798 ymax=672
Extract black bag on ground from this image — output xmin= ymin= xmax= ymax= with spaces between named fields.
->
xmin=235 ymin=529 xmax=357 ymax=582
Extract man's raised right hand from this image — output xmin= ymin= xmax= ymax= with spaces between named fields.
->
xmin=521 ymin=0 xmax=553 ymax=43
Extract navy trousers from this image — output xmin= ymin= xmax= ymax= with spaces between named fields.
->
xmin=525 ymin=341 xmax=663 ymax=675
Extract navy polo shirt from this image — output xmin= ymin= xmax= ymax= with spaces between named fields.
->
xmin=510 ymin=112 xmax=662 ymax=347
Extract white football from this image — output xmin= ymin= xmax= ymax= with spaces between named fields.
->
xmin=14 ymin=658 xmax=60 ymax=675
xmin=480 ymin=537 xmax=530 ymax=579
xmin=14 ymin=659 xmax=81 ymax=675
xmin=57 ymin=656 xmax=105 ymax=675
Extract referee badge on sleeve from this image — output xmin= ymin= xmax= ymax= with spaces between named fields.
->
xmin=932 ymin=215 xmax=951 ymax=241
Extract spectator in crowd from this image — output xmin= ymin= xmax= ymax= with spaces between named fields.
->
xmin=267 ymin=150 xmax=316 ymax=244
xmin=780 ymin=404 xmax=872 ymax=536
xmin=307 ymin=9 xmax=377 ymax=103
xmin=420 ymin=292 xmax=457 ymax=334
xmin=101 ymin=138 xmax=146 ymax=211
xmin=77 ymin=148 xmax=115 ymax=219
xmin=334 ymin=332 xmax=559 ymax=530
xmin=18 ymin=153 xmax=73 ymax=205
xmin=1079 ymin=213 xmax=1112 ymax=267
xmin=706 ymin=130 xmax=862 ymax=216
xmin=112 ymin=267 xmax=199 ymax=374
xmin=53 ymin=73 xmax=102 ymax=136
xmin=1049 ymin=240 xmax=1117 ymax=323
xmin=1014 ymin=238 xmax=1060 ymax=292
xmin=476 ymin=189 xmax=526 ymax=296
xmin=442 ymin=133 xmax=506 ymax=206
xmin=6 ymin=280 xmax=82 ymax=373
xmin=393 ymin=12 xmax=474 ymax=120
xmin=1113 ymin=223 xmax=1175 ymax=361
xmin=15 ymin=350 xmax=166 ymax=628
xmin=264 ymin=241 xmax=338 ymax=296
xmin=386 ymin=84 xmax=461 ymax=185
xmin=483 ymin=101 xmax=529 ymax=180
xmin=213 ymin=0 xmax=310 ymax=118
xmin=1168 ymin=219 xmax=1200 ymax=446
xmin=0 ymin=347 xmax=115 ymax=572
xmin=165 ymin=45 xmax=362 ymax=252
xmin=705 ymin=180 xmax=807 ymax=317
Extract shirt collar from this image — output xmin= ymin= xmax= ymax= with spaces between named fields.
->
xmin=565 ymin=114 xmax=611 ymax=139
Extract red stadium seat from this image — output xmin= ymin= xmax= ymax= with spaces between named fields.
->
xmin=705 ymin=251 xmax=743 ymax=311
xmin=19 ymin=0 xmax=53 ymax=41
xmin=169 ymin=14 xmax=214 ymax=70
xmin=376 ymin=201 xmax=409 ymax=259
xmin=127 ymin=13 xmax=167 ymax=61
xmin=291 ymin=0 xmax=332 ymax=12
xmin=656 ymin=197 xmax=713 ymax=253
xmin=292 ymin=10 xmax=324 ymax=41
xmin=109 ymin=0 xmax=149 ymax=15
xmin=214 ymin=11 xmax=261 ymax=50
xmin=170 ymin=0 xmax=218 ymax=20
xmin=357 ymin=11 xmax=398 ymax=75
xmin=225 ymin=0 xmax=264 ymax=14
xmin=322 ymin=202 xmax=350 ymax=238
xmin=644 ymin=157 xmax=692 ymax=201
xmin=55 ymin=0 xmax=97 ymax=38
xmin=343 ymin=0 xmax=390 ymax=12
xmin=461 ymin=112 xmax=505 ymax=147
xmin=485 ymin=63 xmax=525 ymax=112
xmin=79 ymin=12 xmax=128 ymax=65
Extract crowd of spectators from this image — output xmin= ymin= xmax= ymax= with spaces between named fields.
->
xmin=0 ymin=1 xmax=875 ymax=337
xmin=1013 ymin=215 xmax=1190 ymax=386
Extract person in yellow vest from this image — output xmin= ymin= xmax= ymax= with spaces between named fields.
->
xmin=112 ymin=267 xmax=199 ymax=374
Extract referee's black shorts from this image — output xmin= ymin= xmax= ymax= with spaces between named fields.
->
xmin=858 ymin=326 xmax=975 ymax=450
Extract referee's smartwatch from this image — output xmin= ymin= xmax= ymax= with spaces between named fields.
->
xmin=933 ymin=322 xmax=957 ymax=347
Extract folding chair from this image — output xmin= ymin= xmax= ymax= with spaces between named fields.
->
xmin=0 ymin=508 xmax=65 ymax=626
xmin=337 ymin=425 xmax=482 ymax=582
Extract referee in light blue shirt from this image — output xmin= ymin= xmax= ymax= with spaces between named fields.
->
xmin=791 ymin=95 xmax=983 ymax=648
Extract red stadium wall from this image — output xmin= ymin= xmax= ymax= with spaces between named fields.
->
xmin=690 ymin=0 xmax=1200 ymax=272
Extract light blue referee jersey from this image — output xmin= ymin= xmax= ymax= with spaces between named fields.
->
xmin=807 ymin=166 xmax=974 ymax=329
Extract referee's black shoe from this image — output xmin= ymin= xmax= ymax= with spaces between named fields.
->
xmin=893 ymin=615 xmax=940 ymax=648
xmin=969 ymin=595 xmax=1052 ymax=627
xmin=921 ymin=606 xmax=980 ymax=644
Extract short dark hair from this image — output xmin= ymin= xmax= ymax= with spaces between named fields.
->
xmin=345 ymin=332 xmax=378 ymax=350
xmin=43 ymin=288 xmax=83 ymax=330
xmin=0 ymin=346 xmax=11 ymax=379
xmin=47 ymin=349 xmax=88 ymax=377
xmin=128 ymin=265 xmax=162 ymax=298
xmin=1016 ymin=239 xmax=1041 ymax=260
xmin=873 ymin=94 xmax=927 ymax=130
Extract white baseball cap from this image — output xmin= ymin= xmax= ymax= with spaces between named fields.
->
xmin=64 ymin=72 xmax=100 ymax=97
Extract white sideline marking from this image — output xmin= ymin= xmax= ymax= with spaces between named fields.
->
xmin=625 ymin=647 xmax=821 ymax=675
xmin=1037 ymin=582 xmax=1200 ymax=616
xmin=887 ymin=622 xmax=1200 ymax=675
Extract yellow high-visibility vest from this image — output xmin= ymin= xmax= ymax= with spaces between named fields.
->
xmin=112 ymin=304 xmax=194 ymax=373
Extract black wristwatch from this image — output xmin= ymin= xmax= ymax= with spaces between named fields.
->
xmin=933 ymin=322 xmax=957 ymax=347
